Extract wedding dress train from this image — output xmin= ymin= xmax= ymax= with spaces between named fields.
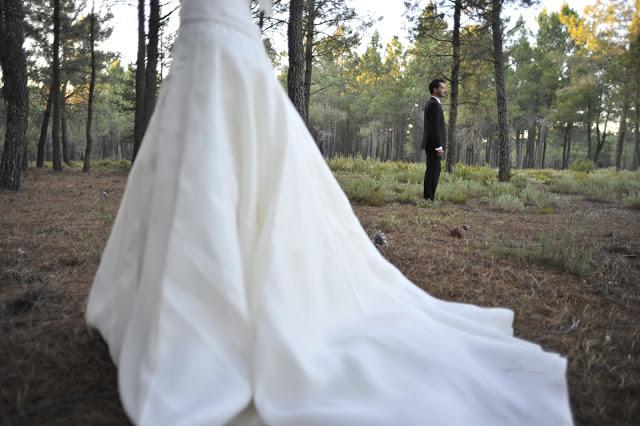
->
xmin=86 ymin=0 xmax=573 ymax=424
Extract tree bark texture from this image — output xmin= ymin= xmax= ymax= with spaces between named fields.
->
xmin=132 ymin=0 xmax=146 ymax=162
xmin=36 ymin=89 xmax=52 ymax=167
xmin=594 ymin=109 xmax=609 ymax=164
xmin=490 ymin=0 xmax=510 ymax=181
xmin=615 ymin=90 xmax=629 ymax=170
xmin=287 ymin=0 xmax=307 ymax=122
xmin=84 ymin=10 xmax=96 ymax=173
xmin=142 ymin=0 xmax=160 ymax=134
xmin=303 ymin=0 xmax=315 ymax=124
xmin=0 ymin=0 xmax=29 ymax=190
xmin=586 ymin=99 xmax=593 ymax=160
xmin=515 ymin=130 xmax=522 ymax=168
xmin=51 ymin=0 xmax=63 ymax=171
xmin=61 ymin=81 xmax=70 ymax=164
xmin=524 ymin=123 xmax=535 ymax=168
xmin=446 ymin=0 xmax=462 ymax=174
xmin=633 ymin=85 xmax=639 ymax=170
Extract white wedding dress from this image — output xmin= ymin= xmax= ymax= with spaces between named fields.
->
xmin=86 ymin=0 xmax=573 ymax=424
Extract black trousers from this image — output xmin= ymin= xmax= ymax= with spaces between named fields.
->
xmin=423 ymin=152 xmax=442 ymax=200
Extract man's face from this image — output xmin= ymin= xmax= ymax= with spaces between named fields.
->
xmin=435 ymin=83 xmax=446 ymax=98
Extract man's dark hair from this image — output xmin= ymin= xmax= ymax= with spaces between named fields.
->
xmin=429 ymin=79 xmax=445 ymax=95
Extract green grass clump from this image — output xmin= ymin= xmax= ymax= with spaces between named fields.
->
xmin=569 ymin=159 xmax=595 ymax=173
xmin=495 ymin=232 xmax=594 ymax=277
xmin=485 ymin=181 xmax=517 ymax=199
xmin=548 ymin=174 xmax=582 ymax=194
xmin=624 ymin=192 xmax=640 ymax=210
xmin=393 ymin=191 xmax=420 ymax=205
xmin=520 ymin=185 xmax=559 ymax=208
xmin=490 ymin=194 xmax=524 ymax=212
xmin=611 ymin=171 xmax=640 ymax=196
xmin=510 ymin=174 xmax=529 ymax=192
xmin=536 ymin=206 xmax=556 ymax=215
xmin=438 ymin=188 xmax=469 ymax=204
xmin=332 ymin=159 xmax=640 ymax=207
xmin=452 ymin=164 xmax=496 ymax=183
xmin=337 ymin=176 xmax=386 ymax=206
xmin=548 ymin=169 xmax=640 ymax=203
xmin=327 ymin=156 xmax=371 ymax=174
xmin=520 ymin=168 xmax=558 ymax=184
xmin=30 ymin=159 xmax=131 ymax=171
xmin=91 ymin=159 xmax=131 ymax=170
xmin=377 ymin=214 xmax=401 ymax=231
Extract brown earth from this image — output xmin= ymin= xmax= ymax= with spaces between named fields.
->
xmin=1 ymin=168 xmax=639 ymax=425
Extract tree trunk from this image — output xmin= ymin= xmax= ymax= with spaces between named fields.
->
xmin=633 ymin=84 xmax=639 ymax=170
xmin=491 ymin=0 xmax=510 ymax=181
xmin=302 ymin=0 xmax=315 ymax=123
xmin=132 ymin=0 xmax=146 ymax=161
xmin=586 ymin=99 xmax=593 ymax=160
xmin=561 ymin=125 xmax=567 ymax=169
xmin=61 ymin=80 xmax=70 ymax=164
xmin=287 ymin=0 xmax=306 ymax=122
xmin=0 ymin=0 xmax=29 ymax=190
xmin=446 ymin=0 xmax=462 ymax=174
xmin=565 ymin=122 xmax=573 ymax=169
xmin=142 ymin=0 xmax=160 ymax=133
xmin=535 ymin=123 xmax=543 ymax=167
xmin=51 ymin=0 xmax=63 ymax=171
xmin=21 ymin=103 xmax=29 ymax=170
xmin=524 ymin=123 xmax=536 ymax=168
xmin=399 ymin=113 xmax=405 ymax=161
xmin=515 ymin=130 xmax=522 ymax=168
xmin=485 ymin=138 xmax=491 ymax=165
xmin=541 ymin=128 xmax=548 ymax=169
xmin=594 ymin=109 xmax=610 ymax=165
xmin=615 ymin=90 xmax=629 ymax=171
xmin=36 ymin=89 xmax=52 ymax=167
xmin=83 ymin=9 xmax=96 ymax=173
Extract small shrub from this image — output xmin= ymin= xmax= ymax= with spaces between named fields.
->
xmin=612 ymin=172 xmax=640 ymax=196
xmin=549 ymin=175 xmax=582 ymax=194
xmin=452 ymin=164 xmax=496 ymax=183
xmin=394 ymin=167 xmax=423 ymax=184
xmin=485 ymin=181 xmax=517 ymax=198
xmin=393 ymin=191 xmax=419 ymax=205
xmin=522 ymin=168 xmax=557 ymax=184
xmin=582 ymin=182 xmax=612 ymax=202
xmin=533 ymin=232 xmax=594 ymax=277
xmin=92 ymin=159 xmax=131 ymax=170
xmin=624 ymin=192 xmax=640 ymax=210
xmin=377 ymin=214 xmax=401 ymax=231
xmin=495 ymin=231 xmax=594 ymax=277
xmin=536 ymin=207 xmax=556 ymax=215
xmin=490 ymin=194 xmax=524 ymax=212
xmin=440 ymin=190 xmax=468 ymax=205
xmin=510 ymin=174 xmax=529 ymax=193
xmin=327 ymin=157 xmax=351 ymax=172
xmin=365 ymin=188 xmax=386 ymax=206
xmin=570 ymin=159 xmax=595 ymax=173
xmin=338 ymin=177 xmax=386 ymax=206
xmin=520 ymin=186 xmax=559 ymax=208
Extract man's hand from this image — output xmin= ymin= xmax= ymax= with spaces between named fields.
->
xmin=436 ymin=148 xmax=444 ymax=157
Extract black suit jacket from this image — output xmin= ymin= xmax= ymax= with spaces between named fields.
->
xmin=421 ymin=97 xmax=445 ymax=153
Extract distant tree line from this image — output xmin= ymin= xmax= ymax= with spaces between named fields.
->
xmin=1 ymin=0 xmax=638 ymax=190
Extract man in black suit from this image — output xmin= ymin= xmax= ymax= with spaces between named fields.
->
xmin=421 ymin=79 xmax=446 ymax=201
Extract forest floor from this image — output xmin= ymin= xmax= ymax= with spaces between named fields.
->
xmin=1 ymin=167 xmax=639 ymax=425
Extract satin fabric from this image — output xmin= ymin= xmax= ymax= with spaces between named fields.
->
xmin=86 ymin=1 xmax=574 ymax=424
